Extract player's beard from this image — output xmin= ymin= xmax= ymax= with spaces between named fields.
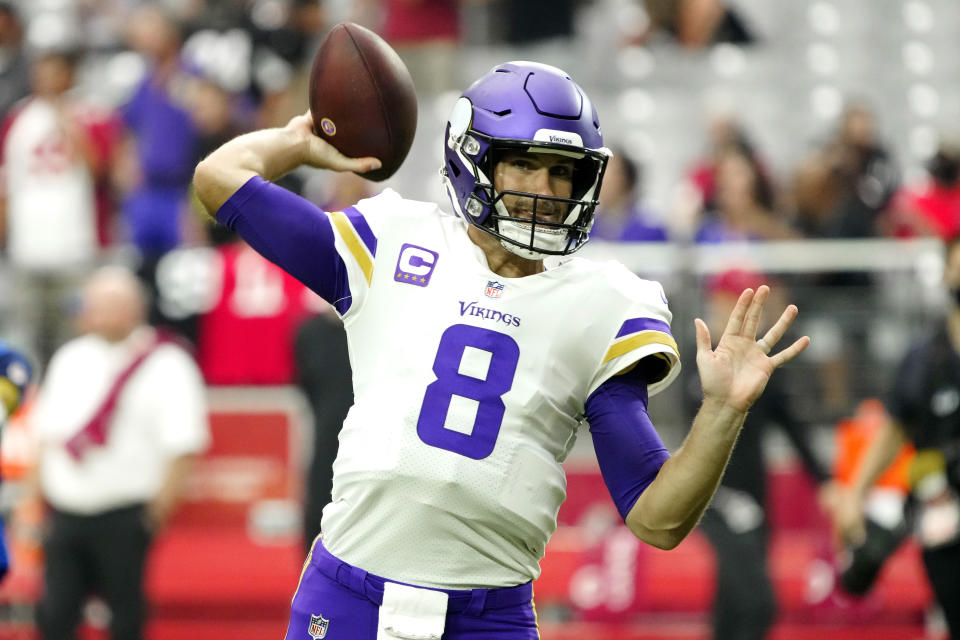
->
xmin=495 ymin=194 xmax=572 ymax=259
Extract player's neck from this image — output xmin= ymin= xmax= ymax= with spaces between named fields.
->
xmin=467 ymin=226 xmax=544 ymax=278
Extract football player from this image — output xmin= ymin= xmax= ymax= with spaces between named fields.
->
xmin=0 ymin=340 xmax=32 ymax=580
xmin=194 ymin=61 xmax=809 ymax=639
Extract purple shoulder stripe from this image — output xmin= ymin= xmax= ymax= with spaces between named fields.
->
xmin=615 ymin=317 xmax=671 ymax=339
xmin=342 ymin=206 xmax=377 ymax=257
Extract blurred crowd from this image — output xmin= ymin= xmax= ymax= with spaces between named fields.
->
xmin=0 ymin=0 xmax=954 ymax=374
xmin=0 ymin=0 xmax=955 ymax=371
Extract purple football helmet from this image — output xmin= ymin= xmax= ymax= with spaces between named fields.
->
xmin=441 ymin=61 xmax=610 ymax=259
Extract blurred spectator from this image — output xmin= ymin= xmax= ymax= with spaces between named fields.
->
xmin=294 ymin=311 xmax=353 ymax=553
xmin=148 ymin=81 xmax=308 ymax=346
xmin=0 ymin=2 xmax=28 ymax=121
xmin=258 ymin=0 xmax=327 ymax=129
xmin=31 ymin=265 xmax=209 ymax=640
xmin=685 ymin=268 xmax=831 ymax=640
xmin=179 ymin=0 xmax=326 ymax=130
xmin=889 ymin=136 xmax=960 ymax=241
xmin=640 ymin=0 xmax=756 ymax=48
xmin=498 ymin=0 xmax=576 ymax=45
xmin=0 ymin=46 xmax=120 ymax=363
xmin=260 ymin=0 xmax=327 ymax=71
xmin=189 ymin=77 xmax=246 ymax=162
xmin=685 ymin=113 xmax=755 ymax=212
xmin=0 ymin=339 xmax=31 ymax=581
xmin=195 ymin=234 xmax=316 ymax=385
xmin=695 ymin=143 xmax=796 ymax=243
xmin=834 ymin=236 xmax=960 ymax=639
xmin=826 ymin=399 xmax=911 ymax=599
xmin=369 ymin=0 xmax=461 ymax=96
xmin=789 ymin=102 xmax=897 ymax=419
xmin=670 ymin=113 xmax=758 ymax=239
xmin=152 ymin=218 xmax=318 ymax=384
xmin=591 ymin=149 xmax=667 ymax=242
xmin=117 ymin=4 xmax=201 ymax=317
xmin=790 ymin=102 xmax=899 ymax=239
xmin=490 ymin=0 xmax=581 ymax=72
xmin=0 ymin=339 xmax=30 ymax=428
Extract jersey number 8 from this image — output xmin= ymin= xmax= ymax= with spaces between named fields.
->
xmin=416 ymin=324 xmax=519 ymax=460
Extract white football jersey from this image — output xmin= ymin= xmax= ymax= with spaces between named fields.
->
xmin=320 ymin=189 xmax=680 ymax=589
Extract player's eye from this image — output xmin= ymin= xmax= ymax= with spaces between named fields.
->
xmin=550 ymin=164 xmax=574 ymax=179
xmin=510 ymin=158 xmax=532 ymax=171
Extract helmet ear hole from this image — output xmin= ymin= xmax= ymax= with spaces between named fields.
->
xmin=447 ymin=160 xmax=461 ymax=178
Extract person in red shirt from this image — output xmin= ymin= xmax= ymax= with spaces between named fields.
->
xmin=371 ymin=0 xmax=460 ymax=95
xmin=889 ymin=138 xmax=960 ymax=240
xmin=196 ymin=232 xmax=317 ymax=385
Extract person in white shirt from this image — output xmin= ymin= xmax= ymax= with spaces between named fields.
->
xmin=0 ymin=47 xmax=115 ymax=363
xmin=31 ymin=265 xmax=210 ymax=640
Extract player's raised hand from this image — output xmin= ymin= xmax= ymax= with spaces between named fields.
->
xmin=694 ymin=286 xmax=810 ymax=413
xmin=195 ymin=111 xmax=382 ymax=214
xmin=287 ymin=112 xmax=381 ymax=174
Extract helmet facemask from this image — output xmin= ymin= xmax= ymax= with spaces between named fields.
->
xmin=445 ymin=127 xmax=609 ymax=260
xmin=440 ymin=62 xmax=610 ymax=261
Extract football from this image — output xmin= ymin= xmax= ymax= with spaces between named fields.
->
xmin=308 ymin=22 xmax=418 ymax=182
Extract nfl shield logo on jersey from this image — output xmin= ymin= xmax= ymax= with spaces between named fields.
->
xmin=485 ymin=280 xmax=504 ymax=298
xmin=308 ymin=614 xmax=329 ymax=639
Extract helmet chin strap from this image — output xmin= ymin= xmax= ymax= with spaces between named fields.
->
xmin=492 ymin=195 xmax=571 ymax=260
xmin=495 ymin=224 xmax=568 ymax=261
xmin=497 ymin=235 xmax=551 ymax=261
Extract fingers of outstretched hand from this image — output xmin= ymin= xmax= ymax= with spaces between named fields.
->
xmin=758 ymin=304 xmax=798 ymax=351
xmin=769 ymin=335 xmax=810 ymax=369
xmin=694 ymin=318 xmax=712 ymax=355
xmin=741 ymin=285 xmax=770 ymax=338
xmin=723 ymin=288 xmax=755 ymax=337
xmin=757 ymin=304 xmax=810 ymax=368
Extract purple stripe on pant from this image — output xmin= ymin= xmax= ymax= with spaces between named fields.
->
xmin=285 ymin=538 xmax=540 ymax=639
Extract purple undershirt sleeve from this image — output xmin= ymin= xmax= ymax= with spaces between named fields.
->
xmin=215 ymin=176 xmax=353 ymax=314
xmin=585 ymin=368 xmax=670 ymax=520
